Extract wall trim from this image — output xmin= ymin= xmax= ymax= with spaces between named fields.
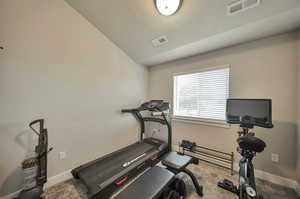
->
xmin=0 ymin=170 xmax=72 ymax=199
xmin=0 ymin=190 xmax=21 ymax=199
xmin=45 ymin=169 xmax=72 ymax=189
xmin=1 ymin=165 xmax=299 ymax=198
xmin=172 ymin=118 xmax=231 ymax=129
xmin=255 ymin=169 xmax=299 ymax=190
xmin=294 ymin=182 xmax=300 ymax=197
xmin=234 ymin=163 xmax=300 ymax=195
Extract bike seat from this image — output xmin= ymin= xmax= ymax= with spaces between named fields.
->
xmin=237 ymin=136 xmax=266 ymax=153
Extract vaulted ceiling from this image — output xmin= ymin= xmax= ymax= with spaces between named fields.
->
xmin=65 ymin=0 xmax=300 ymax=66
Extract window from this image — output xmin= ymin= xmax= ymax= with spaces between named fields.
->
xmin=173 ymin=66 xmax=230 ymax=124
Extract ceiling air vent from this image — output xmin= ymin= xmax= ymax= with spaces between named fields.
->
xmin=152 ymin=36 xmax=168 ymax=47
xmin=228 ymin=0 xmax=260 ymax=15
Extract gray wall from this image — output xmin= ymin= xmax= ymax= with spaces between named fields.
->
xmin=148 ymin=32 xmax=299 ymax=180
xmin=0 ymin=0 xmax=147 ymax=196
xmin=297 ymin=29 xmax=300 ymax=184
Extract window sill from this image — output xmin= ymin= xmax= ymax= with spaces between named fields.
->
xmin=171 ymin=116 xmax=230 ymax=129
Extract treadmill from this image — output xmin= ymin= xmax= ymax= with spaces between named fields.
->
xmin=71 ymin=100 xmax=172 ymax=199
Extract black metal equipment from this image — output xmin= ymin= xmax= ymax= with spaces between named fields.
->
xmin=218 ymin=99 xmax=273 ymax=199
xmin=179 ymin=140 xmax=234 ymax=175
xmin=162 ymin=152 xmax=204 ymax=197
xmin=114 ymin=152 xmax=204 ymax=199
xmin=114 ymin=166 xmax=175 ymax=199
xmin=71 ymin=100 xmax=172 ymax=199
xmin=17 ymin=119 xmax=53 ymax=199
xmin=112 ymin=101 xmax=203 ymax=199
xmin=122 ymin=100 xmax=172 ymax=152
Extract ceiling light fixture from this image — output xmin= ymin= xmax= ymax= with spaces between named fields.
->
xmin=155 ymin=0 xmax=182 ymax=16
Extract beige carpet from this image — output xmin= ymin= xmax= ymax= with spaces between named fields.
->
xmin=45 ymin=162 xmax=299 ymax=199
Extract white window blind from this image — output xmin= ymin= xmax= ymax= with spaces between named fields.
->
xmin=173 ymin=67 xmax=230 ymax=123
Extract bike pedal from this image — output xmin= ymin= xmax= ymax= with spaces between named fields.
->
xmin=218 ymin=179 xmax=238 ymax=194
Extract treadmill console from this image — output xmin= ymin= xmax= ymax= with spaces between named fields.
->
xmin=141 ymin=100 xmax=169 ymax=112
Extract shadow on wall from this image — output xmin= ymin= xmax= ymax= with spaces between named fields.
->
xmin=15 ymin=129 xmax=37 ymax=156
xmin=254 ymin=120 xmax=297 ymax=179
xmin=0 ymin=127 xmax=37 ymax=197
xmin=0 ymin=167 xmax=23 ymax=197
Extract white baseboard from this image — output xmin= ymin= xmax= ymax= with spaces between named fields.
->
xmin=294 ymin=182 xmax=300 ymax=197
xmin=234 ymin=163 xmax=300 ymax=195
xmin=45 ymin=169 xmax=72 ymax=189
xmin=2 ymin=164 xmax=300 ymax=199
xmin=0 ymin=170 xmax=72 ymax=199
xmin=0 ymin=190 xmax=21 ymax=199
xmin=255 ymin=169 xmax=298 ymax=190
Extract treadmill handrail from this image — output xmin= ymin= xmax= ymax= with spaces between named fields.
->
xmin=121 ymin=109 xmax=140 ymax=113
xmin=121 ymin=101 xmax=172 ymax=152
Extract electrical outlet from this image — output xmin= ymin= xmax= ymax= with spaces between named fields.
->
xmin=153 ymin=128 xmax=160 ymax=133
xmin=59 ymin=152 xmax=67 ymax=160
xmin=152 ymin=128 xmax=160 ymax=136
xmin=271 ymin=153 xmax=279 ymax=163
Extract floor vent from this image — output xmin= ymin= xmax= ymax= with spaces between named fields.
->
xmin=228 ymin=0 xmax=260 ymax=15
xmin=152 ymin=36 xmax=168 ymax=47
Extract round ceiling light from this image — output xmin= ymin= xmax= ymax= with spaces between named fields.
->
xmin=155 ymin=0 xmax=182 ymax=16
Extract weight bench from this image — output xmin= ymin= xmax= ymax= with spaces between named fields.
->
xmin=162 ymin=152 xmax=203 ymax=197
xmin=114 ymin=152 xmax=203 ymax=199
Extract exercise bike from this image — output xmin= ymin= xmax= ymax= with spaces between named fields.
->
xmin=218 ymin=99 xmax=273 ymax=199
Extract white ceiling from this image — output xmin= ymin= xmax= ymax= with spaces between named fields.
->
xmin=65 ymin=0 xmax=300 ymax=66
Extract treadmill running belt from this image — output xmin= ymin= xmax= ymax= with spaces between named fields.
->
xmin=79 ymin=142 xmax=155 ymax=192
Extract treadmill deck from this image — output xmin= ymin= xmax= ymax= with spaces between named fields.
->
xmin=73 ymin=140 xmax=166 ymax=198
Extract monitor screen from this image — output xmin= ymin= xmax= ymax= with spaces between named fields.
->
xmin=226 ymin=99 xmax=272 ymax=127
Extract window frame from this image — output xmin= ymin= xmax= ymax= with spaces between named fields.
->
xmin=172 ymin=64 xmax=231 ymax=128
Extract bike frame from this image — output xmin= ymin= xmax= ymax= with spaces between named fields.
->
xmin=219 ymin=99 xmax=273 ymax=199
xmin=238 ymin=127 xmax=258 ymax=199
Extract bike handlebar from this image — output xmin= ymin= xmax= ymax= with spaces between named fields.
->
xmin=254 ymin=119 xmax=273 ymax=128
xmin=227 ymin=115 xmax=273 ymax=129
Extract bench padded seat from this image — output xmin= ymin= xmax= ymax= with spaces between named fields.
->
xmin=162 ymin=152 xmax=192 ymax=170
xmin=114 ymin=166 xmax=174 ymax=199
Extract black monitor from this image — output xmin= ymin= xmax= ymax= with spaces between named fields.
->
xmin=226 ymin=99 xmax=273 ymax=128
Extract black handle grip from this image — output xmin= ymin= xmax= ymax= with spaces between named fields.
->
xmin=29 ymin=119 xmax=45 ymax=134
xmin=121 ymin=109 xmax=139 ymax=113
xmin=29 ymin=119 xmax=44 ymax=128
xmin=255 ymin=122 xmax=274 ymax=128
xmin=37 ymin=147 xmax=53 ymax=160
